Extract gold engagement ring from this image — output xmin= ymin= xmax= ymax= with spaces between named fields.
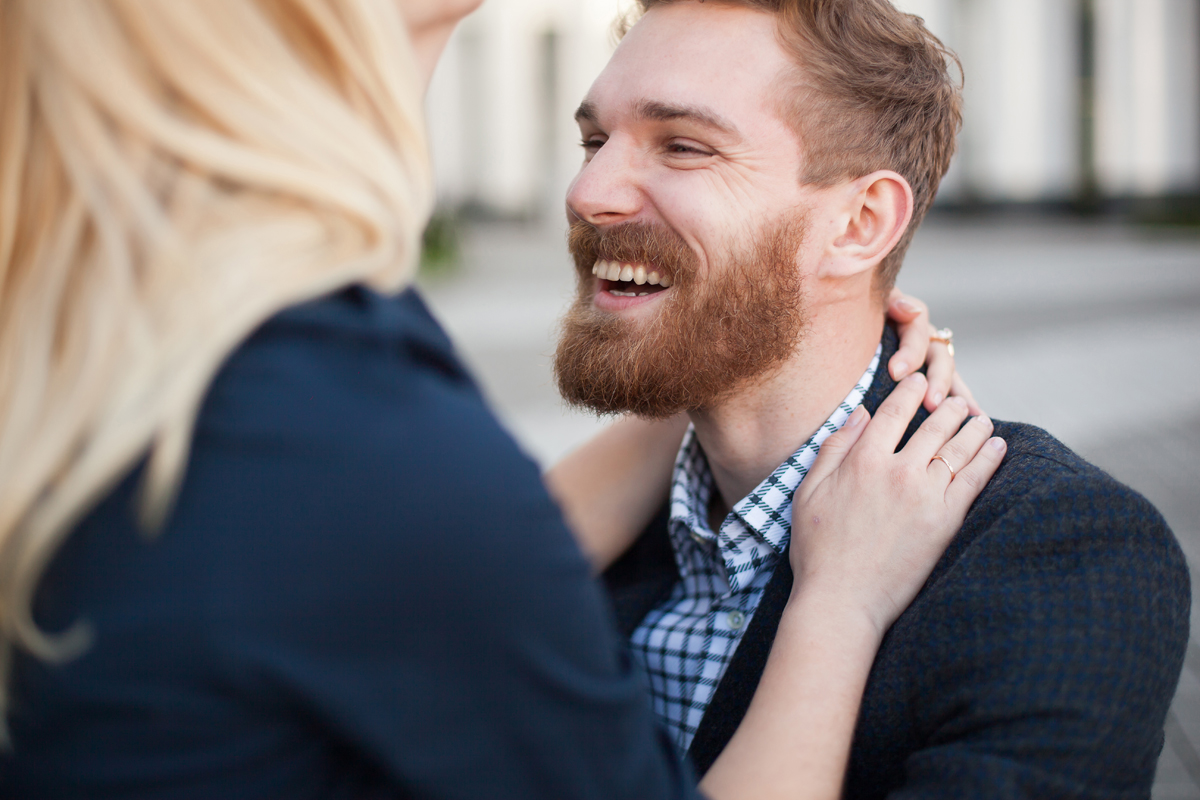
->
xmin=931 ymin=327 xmax=954 ymax=356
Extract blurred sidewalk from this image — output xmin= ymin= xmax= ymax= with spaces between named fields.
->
xmin=420 ymin=214 xmax=1200 ymax=798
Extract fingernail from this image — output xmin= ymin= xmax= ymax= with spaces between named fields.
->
xmin=932 ymin=392 xmax=944 ymax=406
xmin=906 ymin=372 xmax=926 ymax=384
xmin=988 ymin=437 xmax=1006 ymax=452
xmin=891 ymin=360 xmax=909 ymax=379
xmin=974 ymin=413 xmax=992 ymax=428
xmin=948 ymin=395 xmax=966 ymax=409
xmin=896 ymin=298 xmax=921 ymax=313
xmin=844 ymin=405 xmax=867 ymax=428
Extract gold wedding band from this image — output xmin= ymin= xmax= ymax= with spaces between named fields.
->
xmin=931 ymin=327 xmax=955 ymax=356
xmin=930 ymin=454 xmax=957 ymax=479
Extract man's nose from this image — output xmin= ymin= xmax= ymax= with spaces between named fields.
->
xmin=565 ymin=140 xmax=644 ymax=226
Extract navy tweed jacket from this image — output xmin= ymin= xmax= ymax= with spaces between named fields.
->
xmin=604 ymin=325 xmax=1190 ymax=799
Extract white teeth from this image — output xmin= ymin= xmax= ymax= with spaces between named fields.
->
xmin=595 ymin=261 xmax=673 ymax=289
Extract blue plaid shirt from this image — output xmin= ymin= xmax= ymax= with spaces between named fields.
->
xmin=628 ymin=346 xmax=880 ymax=751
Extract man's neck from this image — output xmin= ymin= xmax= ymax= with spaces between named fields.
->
xmin=690 ymin=297 xmax=885 ymax=520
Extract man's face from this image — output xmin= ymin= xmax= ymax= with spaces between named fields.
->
xmin=554 ymin=2 xmax=820 ymax=416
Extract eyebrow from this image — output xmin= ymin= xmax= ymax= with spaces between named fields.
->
xmin=574 ymin=100 xmax=600 ymax=124
xmin=574 ymin=99 xmax=741 ymax=137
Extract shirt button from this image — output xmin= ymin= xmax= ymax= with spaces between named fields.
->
xmin=691 ymin=531 xmax=707 ymax=546
xmin=726 ymin=610 xmax=746 ymax=630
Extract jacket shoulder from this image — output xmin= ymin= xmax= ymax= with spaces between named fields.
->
xmin=849 ymin=419 xmax=1191 ymax=797
xmin=962 ymin=419 xmax=1181 ymax=558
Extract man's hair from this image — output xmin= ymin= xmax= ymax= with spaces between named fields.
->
xmin=630 ymin=0 xmax=963 ymax=291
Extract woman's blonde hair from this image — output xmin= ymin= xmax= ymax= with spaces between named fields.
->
xmin=0 ymin=0 xmax=433 ymax=721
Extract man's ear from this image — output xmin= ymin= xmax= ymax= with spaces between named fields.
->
xmin=818 ymin=171 xmax=913 ymax=279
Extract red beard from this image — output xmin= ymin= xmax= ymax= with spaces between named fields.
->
xmin=554 ymin=216 xmax=809 ymax=418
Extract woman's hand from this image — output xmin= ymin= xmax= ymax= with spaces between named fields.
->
xmin=888 ymin=288 xmax=980 ymax=414
xmin=700 ymin=376 xmax=1004 ymax=800
xmin=790 ymin=372 xmax=1005 ymax=638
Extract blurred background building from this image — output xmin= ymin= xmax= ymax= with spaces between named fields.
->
xmin=426 ymin=0 xmax=1200 ymax=217
xmin=419 ymin=3 xmax=1200 ymax=797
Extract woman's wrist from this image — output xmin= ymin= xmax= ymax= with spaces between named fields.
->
xmin=701 ymin=577 xmax=887 ymax=800
xmin=783 ymin=578 xmax=888 ymax=656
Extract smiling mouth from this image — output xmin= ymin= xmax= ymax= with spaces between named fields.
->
xmin=591 ymin=259 xmax=673 ymax=297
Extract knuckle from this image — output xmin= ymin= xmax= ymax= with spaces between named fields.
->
xmin=876 ymin=400 xmax=907 ymax=421
xmin=920 ymin=415 xmax=949 ymax=437
xmin=955 ymin=468 xmax=984 ymax=492
xmin=879 ymin=381 xmax=921 ymax=414
xmin=940 ymin=441 xmax=969 ymax=465
xmin=819 ymin=434 xmax=848 ymax=455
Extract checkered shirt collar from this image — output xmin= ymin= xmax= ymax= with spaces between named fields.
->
xmin=667 ymin=345 xmax=881 ymax=593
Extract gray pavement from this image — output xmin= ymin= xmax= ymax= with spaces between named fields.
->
xmin=420 ymin=214 xmax=1200 ymax=798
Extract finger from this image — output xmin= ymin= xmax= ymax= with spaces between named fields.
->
xmin=802 ymin=405 xmax=870 ymax=487
xmin=886 ymin=288 xmax=924 ymax=322
xmin=856 ymin=373 xmax=928 ymax=453
xmin=923 ymin=340 xmax=955 ymax=411
xmin=950 ymin=372 xmax=982 ymax=416
xmin=900 ymin=394 xmax=970 ymax=464
xmin=928 ymin=413 xmax=994 ymax=488
xmin=945 ymin=435 xmax=1007 ymax=512
xmin=887 ymin=293 xmax=930 ymax=381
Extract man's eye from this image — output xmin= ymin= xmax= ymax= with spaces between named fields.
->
xmin=580 ymin=138 xmax=606 ymax=151
xmin=666 ymin=142 xmax=709 ymax=156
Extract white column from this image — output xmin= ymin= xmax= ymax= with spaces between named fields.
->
xmin=955 ymin=0 xmax=1080 ymax=202
xmin=469 ymin=0 xmax=543 ymax=214
xmin=1095 ymin=0 xmax=1200 ymax=195
xmin=427 ymin=0 xmax=627 ymax=218
xmin=1165 ymin=0 xmax=1200 ymax=191
xmin=426 ymin=27 xmax=469 ymax=206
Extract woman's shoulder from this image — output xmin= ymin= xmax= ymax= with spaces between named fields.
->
xmin=172 ymin=283 xmax=582 ymax=622
xmin=198 ymin=287 xmax=495 ymax=453
xmin=186 ymin=284 xmax=559 ymax=554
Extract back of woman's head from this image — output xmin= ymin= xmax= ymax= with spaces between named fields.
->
xmin=0 ymin=0 xmax=433 ymax=719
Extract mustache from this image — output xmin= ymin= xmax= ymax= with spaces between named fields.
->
xmin=567 ymin=220 xmax=696 ymax=279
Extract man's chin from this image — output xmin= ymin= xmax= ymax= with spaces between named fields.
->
xmin=557 ymin=385 xmax=695 ymax=420
xmin=554 ymin=316 xmax=688 ymax=418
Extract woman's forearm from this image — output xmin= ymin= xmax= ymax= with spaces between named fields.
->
xmin=543 ymin=414 xmax=688 ymax=571
xmin=699 ymin=586 xmax=882 ymax=800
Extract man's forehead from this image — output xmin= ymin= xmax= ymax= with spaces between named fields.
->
xmin=584 ymin=2 xmax=791 ymax=123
